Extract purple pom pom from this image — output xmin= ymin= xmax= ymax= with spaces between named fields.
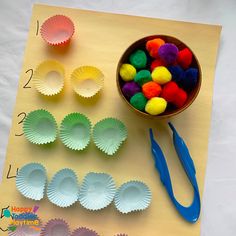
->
xmin=122 ymin=81 xmax=141 ymax=99
xmin=158 ymin=43 xmax=179 ymax=65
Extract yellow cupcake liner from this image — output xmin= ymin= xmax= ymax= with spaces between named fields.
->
xmin=71 ymin=66 xmax=104 ymax=98
xmin=33 ymin=60 xmax=65 ymax=96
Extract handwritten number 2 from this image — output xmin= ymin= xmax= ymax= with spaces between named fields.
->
xmin=23 ymin=69 xmax=33 ymax=89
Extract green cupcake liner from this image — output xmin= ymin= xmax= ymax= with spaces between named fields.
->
xmin=59 ymin=113 xmax=91 ymax=151
xmin=92 ymin=118 xmax=127 ymax=156
xmin=23 ymin=109 xmax=57 ymax=145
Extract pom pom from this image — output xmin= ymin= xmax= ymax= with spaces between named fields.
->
xmin=177 ymin=48 xmax=193 ymax=69
xmin=145 ymin=97 xmax=167 ymax=115
xmin=130 ymin=92 xmax=147 ymax=111
xmin=182 ymin=68 xmax=198 ymax=91
xmin=151 ymin=66 xmax=172 ymax=85
xmin=142 ymin=81 xmax=162 ymax=99
xmin=129 ymin=50 xmax=147 ymax=69
xmin=122 ymin=81 xmax=141 ymax=99
xmin=158 ymin=43 xmax=179 ymax=65
xmin=150 ymin=58 xmax=166 ymax=71
xmin=134 ymin=70 xmax=152 ymax=86
xmin=173 ymin=88 xmax=187 ymax=108
xmin=146 ymin=38 xmax=165 ymax=58
xmin=167 ymin=65 xmax=185 ymax=84
xmin=161 ymin=81 xmax=179 ymax=102
xmin=119 ymin=63 xmax=136 ymax=81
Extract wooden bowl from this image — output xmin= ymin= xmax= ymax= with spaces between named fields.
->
xmin=116 ymin=35 xmax=202 ymax=119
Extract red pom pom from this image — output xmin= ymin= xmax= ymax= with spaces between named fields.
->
xmin=173 ymin=88 xmax=187 ymax=108
xmin=142 ymin=81 xmax=162 ymax=99
xmin=161 ymin=81 xmax=179 ymax=102
xmin=177 ymin=48 xmax=193 ymax=69
xmin=150 ymin=58 xmax=166 ymax=71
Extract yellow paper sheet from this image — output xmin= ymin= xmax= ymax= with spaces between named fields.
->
xmin=0 ymin=4 xmax=221 ymax=236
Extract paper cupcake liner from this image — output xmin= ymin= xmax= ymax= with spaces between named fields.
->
xmin=9 ymin=217 xmax=42 ymax=236
xmin=40 ymin=218 xmax=70 ymax=236
xmin=114 ymin=180 xmax=152 ymax=214
xmin=33 ymin=60 xmax=65 ymax=96
xmin=92 ymin=118 xmax=127 ymax=155
xmin=23 ymin=109 xmax=57 ymax=145
xmin=115 ymin=234 xmax=128 ymax=236
xmin=71 ymin=227 xmax=99 ymax=236
xmin=16 ymin=163 xmax=47 ymax=201
xmin=79 ymin=172 xmax=116 ymax=211
xmin=47 ymin=168 xmax=79 ymax=208
xmin=40 ymin=15 xmax=75 ymax=46
xmin=59 ymin=113 xmax=91 ymax=151
xmin=71 ymin=66 xmax=104 ymax=98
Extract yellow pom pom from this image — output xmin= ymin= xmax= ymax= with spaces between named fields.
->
xmin=151 ymin=66 xmax=172 ymax=84
xmin=119 ymin=64 xmax=136 ymax=81
xmin=145 ymin=97 xmax=167 ymax=115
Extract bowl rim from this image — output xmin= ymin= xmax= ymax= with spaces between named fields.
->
xmin=116 ymin=34 xmax=202 ymax=119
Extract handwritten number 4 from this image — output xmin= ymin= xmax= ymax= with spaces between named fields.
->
xmin=6 ymin=164 xmax=18 ymax=179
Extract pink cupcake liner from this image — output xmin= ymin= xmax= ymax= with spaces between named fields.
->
xmin=71 ymin=227 xmax=99 ymax=236
xmin=40 ymin=218 xmax=70 ymax=236
xmin=40 ymin=15 xmax=75 ymax=46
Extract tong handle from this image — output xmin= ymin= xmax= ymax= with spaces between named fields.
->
xmin=149 ymin=123 xmax=201 ymax=223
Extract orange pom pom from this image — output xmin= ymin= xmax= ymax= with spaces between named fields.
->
xmin=146 ymin=38 xmax=165 ymax=58
xmin=142 ymin=81 xmax=162 ymax=99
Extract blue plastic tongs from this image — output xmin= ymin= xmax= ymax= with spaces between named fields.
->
xmin=149 ymin=122 xmax=201 ymax=223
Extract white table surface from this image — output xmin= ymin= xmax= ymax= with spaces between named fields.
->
xmin=1 ymin=0 xmax=236 ymax=235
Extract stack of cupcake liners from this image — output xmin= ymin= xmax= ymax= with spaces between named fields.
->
xmin=47 ymin=168 xmax=79 ymax=208
xmin=33 ymin=60 xmax=65 ymax=96
xmin=114 ymin=181 xmax=152 ymax=214
xmin=40 ymin=218 xmax=129 ymax=236
xmin=92 ymin=118 xmax=128 ymax=156
xmin=16 ymin=163 xmax=152 ymax=214
xmin=40 ymin=15 xmax=75 ymax=46
xmin=40 ymin=218 xmax=128 ymax=236
xmin=23 ymin=109 xmax=57 ymax=145
xmin=71 ymin=227 xmax=99 ymax=236
xmin=59 ymin=113 xmax=92 ymax=151
xmin=40 ymin=219 xmax=100 ymax=236
xmin=40 ymin=219 xmax=70 ymax=236
xmin=78 ymin=172 xmax=116 ymax=211
xmin=71 ymin=66 xmax=104 ymax=98
xmin=16 ymin=163 xmax=47 ymax=201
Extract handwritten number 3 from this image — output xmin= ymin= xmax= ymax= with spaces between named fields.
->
xmin=15 ymin=112 xmax=27 ymax=136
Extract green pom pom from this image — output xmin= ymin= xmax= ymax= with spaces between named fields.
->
xmin=130 ymin=92 xmax=147 ymax=111
xmin=134 ymin=70 xmax=152 ymax=86
xmin=129 ymin=50 xmax=147 ymax=69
